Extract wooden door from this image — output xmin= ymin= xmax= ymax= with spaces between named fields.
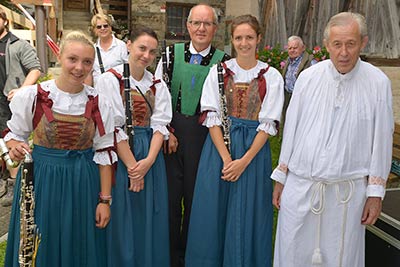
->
xmin=63 ymin=0 xmax=90 ymax=11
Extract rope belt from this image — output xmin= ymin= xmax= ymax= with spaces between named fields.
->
xmin=309 ymin=177 xmax=364 ymax=266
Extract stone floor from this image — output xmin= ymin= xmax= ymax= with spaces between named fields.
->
xmin=0 ymin=202 xmax=11 ymax=240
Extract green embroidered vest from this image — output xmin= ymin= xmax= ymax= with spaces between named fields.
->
xmin=170 ymin=43 xmax=225 ymax=116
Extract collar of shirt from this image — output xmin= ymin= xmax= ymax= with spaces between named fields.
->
xmin=189 ymin=42 xmax=211 ymax=57
xmin=0 ymin=32 xmax=11 ymax=43
xmin=329 ymin=58 xmax=361 ymax=82
xmin=96 ymin=35 xmax=119 ymax=50
xmin=289 ymin=53 xmax=304 ymax=65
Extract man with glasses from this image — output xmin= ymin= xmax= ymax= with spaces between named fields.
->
xmin=85 ymin=13 xmax=128 ymax=86
xmin=155 ymin=4 xmax=230 ymax=267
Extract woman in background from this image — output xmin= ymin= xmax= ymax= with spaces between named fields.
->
xmin=96 ymin=25 xmax=172 ymax=267
xmin=185 ymin=14 xmax=284 ymax=267
xmin=86 ymin=13 xmax=128 ymax=85
xmin=4 ymin=31 xmax=116 ymax=267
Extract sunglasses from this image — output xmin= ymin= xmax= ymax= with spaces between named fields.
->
xmin=96 ymin=24 xmax=109 ymax=30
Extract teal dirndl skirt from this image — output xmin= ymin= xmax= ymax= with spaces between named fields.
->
xmin=106 ymin=126 xmax=170 ymax=267
xmin=186 ymin=117 xmax=273 ymax=267
xmin=5 ymin=145 xmax=107 ymax=267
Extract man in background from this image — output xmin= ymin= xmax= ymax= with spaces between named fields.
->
xmin=281 ymin=35 xmax=313 ymax=125
xmin=0 ymin=6 xmax=41 ymax=207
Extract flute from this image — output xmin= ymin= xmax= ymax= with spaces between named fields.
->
xmin=217 ymin=62 xmax=231 ymax=153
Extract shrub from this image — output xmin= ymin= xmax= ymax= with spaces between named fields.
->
xmin=306 ymin=45 xmax=330 ymax=62
xmin=257 ymin=44 xmax=288 ymax=72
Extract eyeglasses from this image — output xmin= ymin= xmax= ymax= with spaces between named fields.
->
xmin=96 ymin=24 xmax=109 ymax=30
xmin=188 ymin=20 xmax=216 ymax=28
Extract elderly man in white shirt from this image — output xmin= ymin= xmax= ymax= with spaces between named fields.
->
xmin=271 ymin=12 xmax=393 ymax=267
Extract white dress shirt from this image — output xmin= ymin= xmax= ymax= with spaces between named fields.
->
xmin=271 ymin=59 xmax=393 ymax=198
xmin=93 ymin=35 xmax=128 ymax=85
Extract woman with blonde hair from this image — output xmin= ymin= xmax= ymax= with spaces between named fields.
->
xmin=4 ymin=31 xmax=116 ymax=267
xmin=86 ymin=13 xmax=128 ymax=85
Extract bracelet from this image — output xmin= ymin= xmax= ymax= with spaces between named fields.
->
xmin=99 ymin=192 xmax=112 ymax=200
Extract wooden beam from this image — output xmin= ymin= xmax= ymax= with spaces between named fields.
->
xmin=101 ymin=1 xmax=128 ymax=6
xmin=95 ymin=0 xmax=104 ymax=15
xmin=107 ymin=10 xmax=128 ymax=16
xmin=393 ymin=147 xmax=400 ymax=161
xmin=11 ymin=0 xmax=54 ymax=6
xmin=0 ymin=4 xmax=34 ymax=29
xmin=393 ymin=123 xmax=400 ymax=161
xmin=48 ymin=5 xmax=57 ymax=62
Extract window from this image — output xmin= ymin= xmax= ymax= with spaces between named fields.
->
xmin=166 ymin=3 xmax=194 ymax=40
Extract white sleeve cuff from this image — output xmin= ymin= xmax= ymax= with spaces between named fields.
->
xmin=366 ymin=184 xmax=386 ymax=199
xmin=270 ymin=168 xmax=287 ymax=185
xmin=151 ymin=125 xmax=170 ymax=140
xmin=257 ymin=120 xmax=277 ymax=136
xmin=3 ymin=132 xmax=27 ymax=143
xmin=116 ymin=127 xmax=129 ymax=143
xmin=202 ymin=111 xmax=221 ymax=127
xmin=93 ymin=150 xmax=118 ymax=165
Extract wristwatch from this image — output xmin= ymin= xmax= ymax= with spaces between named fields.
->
xmin=98 ymin=198 xmax=112 ymax=206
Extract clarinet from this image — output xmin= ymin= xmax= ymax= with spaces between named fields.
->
xmin=123 ymin=63 xmax=134 ymax=149
xmin=123 ymin=63 xmax=133 ymax=188
xmin=0 ymin=138 xmax=20 ymax=168
xmin=161 ymin=40 xmax=170 ymax=87
xmin=217 ymin=62 xmax=231 ymax=153
xmin=18 ymin=151 xmax=41 ymax=267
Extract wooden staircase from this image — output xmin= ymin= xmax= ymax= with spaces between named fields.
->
xmin=62 ymin=10 xmax=92 ymax=33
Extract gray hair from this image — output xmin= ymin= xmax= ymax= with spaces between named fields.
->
xmin=288 ymin=36 xmax=305 ymax=46
xmin=323 ymin=12 xmax=367 ymax=41
xmin=188 ymin=4 xmax=219 ymax=24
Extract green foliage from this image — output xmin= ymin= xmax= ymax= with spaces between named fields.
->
xmin=306 ymin=46 xmax=330 ymax=62
xmin=269 ymin=134 xmax=281 ymax=170
xmin=257 ymin=44 xmax=288 ymax=72
xmin=269 ymin=134 xmax=282 ymax=262
xmin=37 ymin=73 xmax=53 ymax=83
xmin=258 ymin=44 xmax=330 ymax=72
xmin=112 ymin=18 xmax=129 ymax=42
xmin=0 ymin=241 xmax=6 ymax=266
